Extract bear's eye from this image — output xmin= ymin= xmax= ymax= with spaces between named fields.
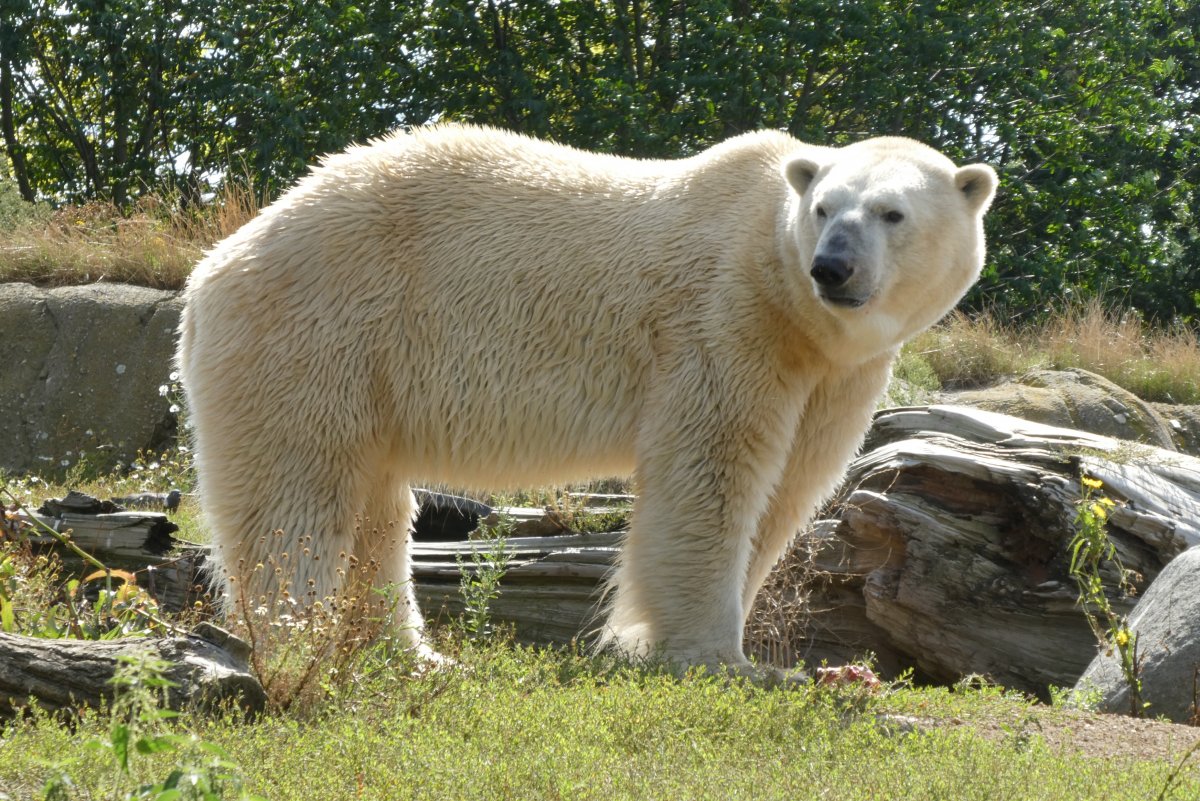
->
xmin=815 ymin=205 xmax=827 ymax=219
xmin=883 ymin=210 xmax=905 ymax=224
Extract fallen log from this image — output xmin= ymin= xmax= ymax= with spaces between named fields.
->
xmin=770 ymin=405 xmax=1200 ymax=696
xmin=20 ymin=410 xmax=1199 ymax=701
xmin=0 ymin=622 xmax=265 ymax=718
xmin=412 ymin=531 xmax=620 ymax=644
xmin=10 ymin=504 xmax=209 ymax=614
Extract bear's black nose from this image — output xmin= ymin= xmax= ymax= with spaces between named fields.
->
xmin=811 ymin=255 xmax=853 ymax=288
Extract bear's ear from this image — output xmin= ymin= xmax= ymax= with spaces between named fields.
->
xmin=784 ymin=156 xmax=823 ymax=195
xmin=956 ymin=164 xmax=998 ymax=215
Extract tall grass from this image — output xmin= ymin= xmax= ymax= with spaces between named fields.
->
xmin=1038 ymin=301 xmax=1200 ymax=404
xmin=0 ymin=183 xmax=262 ymax=290
xmin=906 ymin=300 xmax=1200 ymax=404
xmin=907 ymin=310 xmax=1030 ymax=390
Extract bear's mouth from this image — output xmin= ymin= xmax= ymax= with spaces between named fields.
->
xmin=820 ymin=292 xmax=869 ymax=309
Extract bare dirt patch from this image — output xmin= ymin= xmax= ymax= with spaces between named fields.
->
xmin=939 ymin=707 xmax=1200 ymax=764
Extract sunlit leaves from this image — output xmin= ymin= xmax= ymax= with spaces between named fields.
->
xmin=1 ymin=0 xmax=1197 ymax=320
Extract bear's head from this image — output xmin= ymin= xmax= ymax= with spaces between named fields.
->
xmin=783 ymin=137 xmax=997 ymax=361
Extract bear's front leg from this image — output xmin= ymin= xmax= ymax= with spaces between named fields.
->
xmin=603 ymin=346 xmax=803 ymax=675
xmin=741 ymin=354 xmax=894 ymax=617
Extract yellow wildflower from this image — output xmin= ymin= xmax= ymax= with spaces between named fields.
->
xmin=1081 ymin=476 xmax=1103 ymax=489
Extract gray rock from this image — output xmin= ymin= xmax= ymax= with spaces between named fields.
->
xmin=944 ymin=368 xmax=1177 ymax=451
xmin=0 ymin=282 xmax=182 ymax=474
xmin=1075 ymin=544 xmax=1200 ymax=723
xmin=1153 ymin=403 xmax=1200 ymax=457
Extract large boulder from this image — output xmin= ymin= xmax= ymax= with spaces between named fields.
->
xmin=1075 ymin=545 xmax=1200 ymax=723
xmin=945 ymin=368 xmax=1178 ymax=451
xmin=0 ymin=283 xmax=181 ymax=475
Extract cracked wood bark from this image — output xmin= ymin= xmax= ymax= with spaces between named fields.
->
xmin=412 ymin=531 xmax=620 ymax=644
xmin=0 ymin=623 xmax=266 ymax=717
xmin=779 ymin=405 xmax=1200 ymax=696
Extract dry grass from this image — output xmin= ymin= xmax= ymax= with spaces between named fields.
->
xmin=1037 ymin=300 xmax=1200 ymax=404
xmin=906 ymin=299 xmax=1200 ymax=404
xmin=744 ymin=532 xmax=823 ymax=668
xmin=4 ymin=185 xmax=1196 ymax=403
xmin=0 ymin=183 xmax=262 ymax=290
xmin=906 ymin=310 xmax=1030 ymax=390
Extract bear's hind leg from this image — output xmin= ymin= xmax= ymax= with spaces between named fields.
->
xmin=201 ymin=460 xmax=363 ymax=625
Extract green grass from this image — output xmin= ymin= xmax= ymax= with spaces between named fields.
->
xmin=0 ymin=639 xmax=1195 ymax=801
xmin=2 ymin=421 xmax=1198 ymax=800
xmin=5 ymin=458 xmax=1192 ymax=801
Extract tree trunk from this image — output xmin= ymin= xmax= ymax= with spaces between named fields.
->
xmin=0 ymin=40 xmax=35 ymax=202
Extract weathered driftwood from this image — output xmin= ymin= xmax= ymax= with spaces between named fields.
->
xmin=410 ymin=408 xmax=1200 ymax=693
xmin=17 ymin=492 xmax=619 ymax=636
xmin=0 ymin=623 xmax=265 ymax=717
xmin=787 ymin=405 xmax=1200 ymax=696
xmin=412 ymin=531 xmax=621 ymax=644
xmin=16 ymin=507 xmax=209 ymax=613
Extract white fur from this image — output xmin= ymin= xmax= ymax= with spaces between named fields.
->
xmin=178 ymin=125 xmax=996 ymax=671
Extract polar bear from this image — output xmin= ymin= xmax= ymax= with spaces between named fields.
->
xmin=178 ymin=125 xmax=996 ymax=677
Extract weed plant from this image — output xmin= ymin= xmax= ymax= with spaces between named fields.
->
xmin=458 ymin=512 xmax=513 ymax=639
xmin=1 ymin=488 xmax=178 ymax=639
xmin=1068 ymin=475 xmax=1145 ymax=716
xmin=37 ymin=654 xmax=261 ymax=801
xmin=223 ymin=524 xmax=422 ymax=714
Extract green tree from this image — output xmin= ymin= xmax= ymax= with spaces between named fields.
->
xmin=411 ymin=1 xmax=1198 ymax=320
xmin=2 ymin=0 xmax=1197 ymax=320
xmin=0 ymin=0 xmax=422 ymax=202
xmin=0 ymin=0 xmax=231 ymax=205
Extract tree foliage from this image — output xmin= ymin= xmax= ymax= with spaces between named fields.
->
xmin=1 ymin=0 xmax=1197 ymax=320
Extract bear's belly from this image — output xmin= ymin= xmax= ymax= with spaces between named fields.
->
xmin=397 ymin=421 xmax=640 ymax=489
xmin=386 ymin=366 xmax=645 ymax=489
